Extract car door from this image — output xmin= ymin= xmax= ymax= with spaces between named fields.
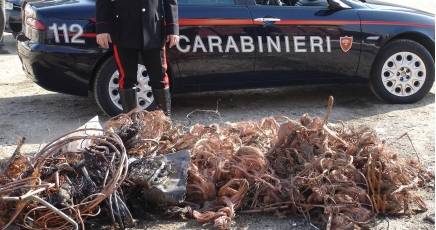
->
xmin=170 ymin=0 xmax=257 ymax=90
xmin=248 ymin=0 xmax=361 ymax=80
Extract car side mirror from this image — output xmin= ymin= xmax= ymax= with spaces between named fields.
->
xmin=327 ymin=0 xmax=352 ymax=10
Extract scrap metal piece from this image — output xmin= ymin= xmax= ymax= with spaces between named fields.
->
xmin=30 ymin=195 xmax=79 ymax=230
xmin=61 ymin=116 xmax=104 ymax=153
xmin=0 ymin=137 xmax=31 ymax=179
xmin=128 ymin=150 xmax=190 ymax=206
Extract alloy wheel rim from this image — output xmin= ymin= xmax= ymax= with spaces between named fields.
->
xmin=108 ymin=64 xmax=154 ymax=110
xmin=381 ymin=52 xmax=426 ymax=97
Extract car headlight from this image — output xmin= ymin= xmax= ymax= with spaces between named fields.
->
xmin=24 ymin=4 xmax=35 ymax=18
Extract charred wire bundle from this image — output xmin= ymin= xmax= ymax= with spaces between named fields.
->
xmin=0 ymin=129 xmax=130 ymax=229
xmin=0 ymin=97 xmax=432 ymax=229
xmin=106 ymin=110 xmax=172 ymax=157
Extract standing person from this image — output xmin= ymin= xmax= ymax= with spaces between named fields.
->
xmin=95 ymin=0 xmax=179 ymax=116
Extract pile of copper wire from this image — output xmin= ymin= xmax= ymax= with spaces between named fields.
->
xmin=105 ymin=96 xmax=432 ymax=229
xmin=0 ymin=96 xmax=432 ymax=229
xmin=0 ymin=129 xmax=130 ymax=229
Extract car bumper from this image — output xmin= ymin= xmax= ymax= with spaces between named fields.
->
xmin=17 ymin=41 xmax=99 ymax=96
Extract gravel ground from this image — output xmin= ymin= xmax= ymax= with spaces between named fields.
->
xmin=0 ymin=1 xmax=434 ymax=229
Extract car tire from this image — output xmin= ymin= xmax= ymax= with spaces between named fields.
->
xmin=370 ymin=39 xmax=434 ymax=103
xmin=93 ymin=57 xmax=156 ymax=117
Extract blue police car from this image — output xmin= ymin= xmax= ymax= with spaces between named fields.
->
xmin=17 ymin=0 xmax=435 ymax=116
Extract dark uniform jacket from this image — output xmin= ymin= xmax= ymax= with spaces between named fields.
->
xmin=96 ymin=0 xmax=179 ymax=49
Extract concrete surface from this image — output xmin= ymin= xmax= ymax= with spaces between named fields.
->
xmin=0 ymin=0 xmax=434 ymax=229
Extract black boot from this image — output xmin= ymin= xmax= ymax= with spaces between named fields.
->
xmin=153 ymin=88 xmax=171 ymax=116
xmin=119 ymin=88 xmax=138 ymax=113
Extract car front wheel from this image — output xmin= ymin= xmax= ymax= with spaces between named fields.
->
xmin=370 ymin=39 xmax=435 ymax=103
xmin=94 ymin=57 xmax=156 ymax=116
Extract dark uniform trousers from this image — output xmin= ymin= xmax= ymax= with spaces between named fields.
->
xmin=96 ymin=0 xmax=179 ymax=90
xmin=113 ymin=46 xmax=170 ymax=90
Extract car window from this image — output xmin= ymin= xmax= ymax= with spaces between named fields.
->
xmin=255 ymin=0 xmax=328 ymax=7
xmin=179 ymin=0 xmax=235 ymax=5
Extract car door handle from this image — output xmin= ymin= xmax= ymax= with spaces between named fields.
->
xmin=254 ymin=17 xmax=281 ymax=23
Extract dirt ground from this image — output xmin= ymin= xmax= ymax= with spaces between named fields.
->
xmin=0 ymin=1 xmax=435 ymax=229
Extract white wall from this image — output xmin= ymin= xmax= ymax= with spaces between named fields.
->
xmin=380 ymin=0 xmax=435 ymax=14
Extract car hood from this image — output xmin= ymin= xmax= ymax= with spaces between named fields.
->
xmin=6 ymin=0 xmax=22 ymax=6
xmin=27 ymin=0 xmax=85 ymax=8
xmin=26 ymin=0 xmax=95 ymax=20
xmin=362 ymin=0 xmax=434 ymax=16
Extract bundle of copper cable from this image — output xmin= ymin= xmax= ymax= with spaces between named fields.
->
xmin=104 ymin=96 xmax=432 ymax=229
xmin=0 ymin=129 xmax=130 ymax=229
xmin=1 ymin=96 xmax=431 ymax=229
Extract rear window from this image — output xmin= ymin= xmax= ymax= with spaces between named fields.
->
xmin=179 ymin=0 xmax=235 ymax=5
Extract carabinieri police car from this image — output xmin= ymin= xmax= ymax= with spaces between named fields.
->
xmin=17 ymin=0 xmax=435 ymax=116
